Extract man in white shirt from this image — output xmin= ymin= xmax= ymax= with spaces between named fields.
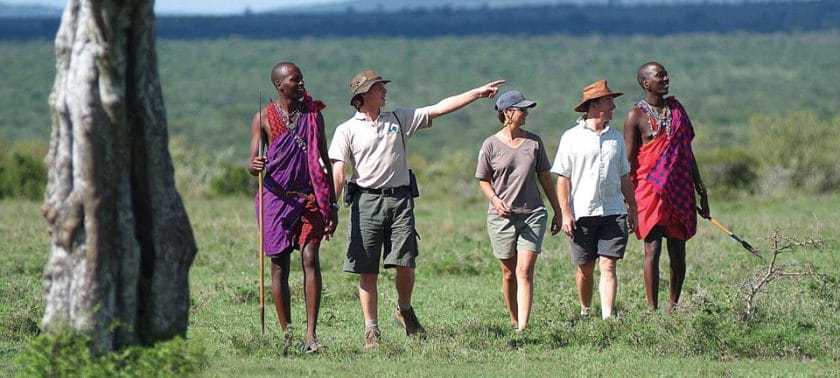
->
xmin=329 ymin=69 xmax=504 ymax=348
xmin=552 ymin=80 xmax=638 ymax=320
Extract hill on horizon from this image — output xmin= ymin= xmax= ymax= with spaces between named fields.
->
xmin=272 ymin=0 xmax=818 ymax=14
xmin=1 ymin=0 xmax=837 ymax=40
xmin=0 ymin=0 xmax=820 ymax=18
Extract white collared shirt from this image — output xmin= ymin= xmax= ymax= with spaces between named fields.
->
xmin=329 ymin=107 xmax=432 ymax=189
xmin=551 ymin=117 xmax=631 ymax=219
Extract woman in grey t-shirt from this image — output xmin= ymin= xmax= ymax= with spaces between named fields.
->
xmin=475 ymin=90 xmax=562 ymax=332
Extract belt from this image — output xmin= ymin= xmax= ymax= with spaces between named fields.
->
xmin=359 ymin=186 xmax=409 ymax=195
xmin=267 ymin=187 xmax=313 ymax=198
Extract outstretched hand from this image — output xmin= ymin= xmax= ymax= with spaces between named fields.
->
xmin=477 ymin=80 xmax=506 ymax=99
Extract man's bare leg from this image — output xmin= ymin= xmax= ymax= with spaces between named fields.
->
xmin=270 ymin=254 xmax=292 ymax=331
xmin=300 ymin=243 xmax=322 ymax=342
xmin=644 ymin=227 xmax=665 ymax=310
xmin=576 ymin=260 xmax=596 ymax=313
xmin=666 ymin=238 xmax=687 ymax=314
xmin=359 ymin=273 xmax=378 ymax=323
xmin=599 ymin=256 xmax=618 ymax=319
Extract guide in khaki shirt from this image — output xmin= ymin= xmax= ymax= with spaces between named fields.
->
xmin=327 ymin=69 xmax=505 ymax=348
xmin=329 ymin=107 xmax=431 ymax=190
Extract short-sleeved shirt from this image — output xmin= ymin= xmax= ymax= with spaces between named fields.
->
xmin=551 ymin=117 xmax=631 ymax=220
xmin=475 ymin=131 xmax=551 ymax=215
xmin=329 ymin=107 xmax=432 ymax=189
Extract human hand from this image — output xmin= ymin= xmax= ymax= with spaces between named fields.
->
xmin=477 ymin=80 xmax=506 ymax=99
xmin=324 ymin=207 xmax=339 ymax=240
xmin=561 ymin=213 xmax=576 ymax=237
xmin=550 ymin=212 xmax=562 ymax=235
xmin=698 ymin=194 xmax=711 ymax=219
xmin=491 ymin=196 xmax=512 ymax=217
xmin=627 ymin=211 xmax=637 ymax=234
xmin=250 ymin=156 xmax=267 ymax=175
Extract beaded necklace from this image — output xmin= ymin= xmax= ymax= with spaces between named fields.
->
xmin=273 ymin=102 xmax=307 ymax=152
xmin=274 ymin=102 xmax=302 ymax=130
xmin=637 ymin=100 xmax=671 ymax=139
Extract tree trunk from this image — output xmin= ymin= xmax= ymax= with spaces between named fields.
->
xmin=41 ymin=0 xmax=197 ymax=353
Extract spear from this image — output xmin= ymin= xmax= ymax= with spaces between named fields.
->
xmin=258 ymin=93 xmax=266 ymax=334
xmin=703 ymin=213 xmax=761 ymax=258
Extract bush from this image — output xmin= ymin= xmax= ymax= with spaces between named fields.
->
xmin=749 ymin=113 xmax=840 ymax=195
xmin=15 ymin=330 xmax=206 ymax=377
xmin=0 ymin=140 xmax=47 ymax=200
xmin=695 ymin=147 xmax=759 ymax=198
xmin=209 ymin=163 xmax=256 ymax=197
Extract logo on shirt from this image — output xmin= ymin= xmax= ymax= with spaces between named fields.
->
xmin=389 ymin=124 xmax=399 ymax=134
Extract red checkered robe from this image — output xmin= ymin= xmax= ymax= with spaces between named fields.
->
xmin=631 ymin=97 xmax=698 ymax=241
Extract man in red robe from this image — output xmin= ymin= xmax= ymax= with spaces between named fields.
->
xmin=624 ymin=62 xmax=710 ymax=314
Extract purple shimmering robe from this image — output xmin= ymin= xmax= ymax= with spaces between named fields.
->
xmin=255 ymin=97 xmax=327 ymax=255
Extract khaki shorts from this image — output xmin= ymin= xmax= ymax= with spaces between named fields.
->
xmin=343 ymin=189 xmax=418 ymax=274
xmin=486 ymin=209 xmax=547 ymax=259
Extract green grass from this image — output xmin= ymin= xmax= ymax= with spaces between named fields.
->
xmin=3 ymin=191 xmax=837 ymax=376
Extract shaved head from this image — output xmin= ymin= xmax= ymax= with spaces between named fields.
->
xmin=271 ymin=61 xmax=298 ymax=87
xmin=637 ymin=61 xmax=663 ymax=89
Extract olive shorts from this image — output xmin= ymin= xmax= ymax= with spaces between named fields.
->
xmin=343 ymin=189 xmax=418 ymax=274
xmin=486 ymin=209 xmax=547 ymax=259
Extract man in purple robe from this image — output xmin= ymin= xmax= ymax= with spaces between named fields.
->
xmin=248 ymin=62 xmax=338 ymax=353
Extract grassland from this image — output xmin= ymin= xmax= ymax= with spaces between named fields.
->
xmin=1 ymin=30 xmax=838 ymax=376
xmin=2 ymin=191 xmax=837 ymax=375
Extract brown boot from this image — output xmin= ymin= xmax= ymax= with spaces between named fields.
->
xmin=395 ymin=307 xmax=427 ymax=338
xmin=364 ymin=326 xmax=381 ymax=349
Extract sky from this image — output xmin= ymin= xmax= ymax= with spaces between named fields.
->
xmin=2 ymin=0 xmax=808 ymax=15
xmin=1 ymin=0 xmax=347 ymax=15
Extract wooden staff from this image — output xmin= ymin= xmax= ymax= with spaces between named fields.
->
xmin=705 ymin=214 xmax=761 ymax=258
xmin=258 ymin=94 xmax=266 ymax=334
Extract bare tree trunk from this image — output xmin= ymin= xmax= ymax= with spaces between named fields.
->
xmin=41 ymin=0 xmax=196 ymax=353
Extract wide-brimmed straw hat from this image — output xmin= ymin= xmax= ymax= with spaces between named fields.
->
xmin=349 ymin=70 xmax=391 ymax=100
xmin=574 ymin=80 xmax=623 ymax=112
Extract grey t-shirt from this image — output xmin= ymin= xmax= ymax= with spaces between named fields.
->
xmin=475 ymin=131 xmax=551 ymax=214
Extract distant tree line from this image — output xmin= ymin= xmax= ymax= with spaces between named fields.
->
xmin=1 ymin=0 xmax=838 ymax=40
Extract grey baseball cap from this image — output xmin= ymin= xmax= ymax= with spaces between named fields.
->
xmin=494 ymin=90 xmax=537 ymax=111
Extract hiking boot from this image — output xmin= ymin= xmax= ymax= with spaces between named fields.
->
xmin=364 ymin=327 xmax=381 ymax=349
xmin=395 ymin=307 xmax=426 ymax=338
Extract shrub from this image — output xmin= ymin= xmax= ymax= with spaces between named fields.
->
xmin=0 ymin=140 xmax=47 ymax=200
xmin=15 ymin=330 xmax=206 ymax=377
xmin=695 ymin=147 xmax=759 ymax=198
xmin=170 ymin=136 xmax=229 ymax=199
xmin=209 ymin=163 xmax=256 ymax=197
xmin=749 ymin=113 xmax=840 ymax=195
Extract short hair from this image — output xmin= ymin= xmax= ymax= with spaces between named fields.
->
xmin=636 ymin=61 xmax=660 ymax=89
xmin=271 ymin=61 xmax=296 ymax=87
xmin=497 ymin=110 xmax=506 ymax=124
xmin=351 ymin=94 xmax=364 ymax=110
